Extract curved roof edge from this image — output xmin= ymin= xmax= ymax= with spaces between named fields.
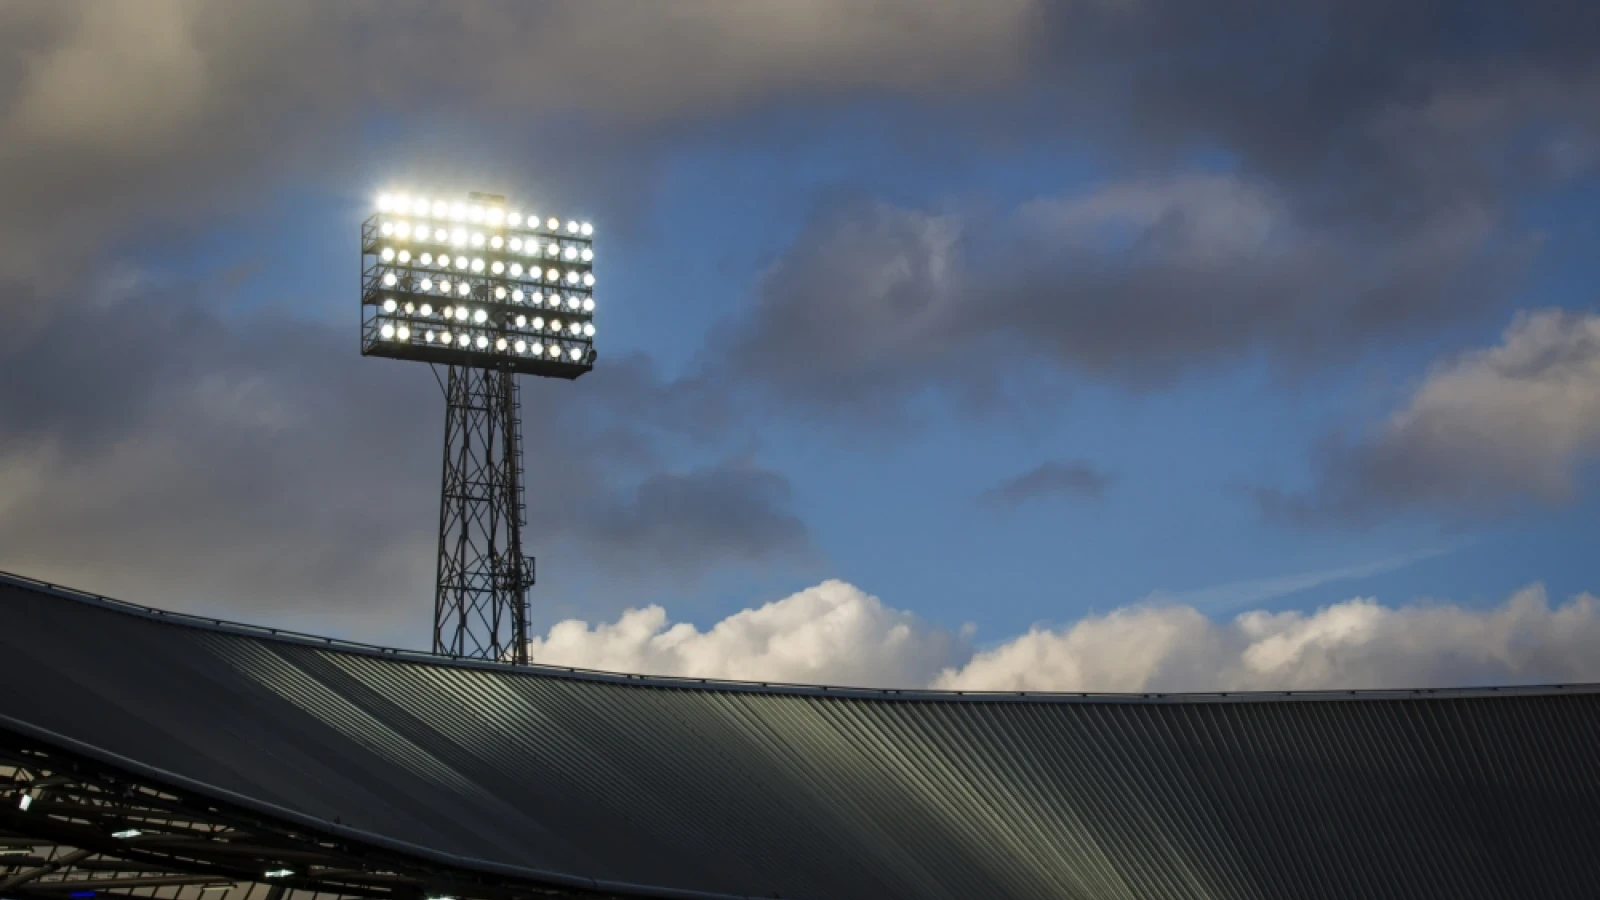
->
xmin=6 ymin=568 xmax=1597 ymax=705
xmin=0 ymin=712 xmax=756 ymax=900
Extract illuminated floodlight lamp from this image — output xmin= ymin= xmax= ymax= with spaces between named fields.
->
xmin=263 ymin=869 xmax=294 ymax=880
xmin=112 ymin=829 xmax=143 ymax=839
xmin=361 ymin=189 xmax=597 ymax=378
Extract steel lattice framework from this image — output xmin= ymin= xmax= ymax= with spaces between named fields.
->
xmin=358 ymin=190 xmax=596 ymax=663
xmin=434 ymin=365 xmax=533 ymax=663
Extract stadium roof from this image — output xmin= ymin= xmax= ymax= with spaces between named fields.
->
xmin=3 ymin=572 xmax=1599 ymax=900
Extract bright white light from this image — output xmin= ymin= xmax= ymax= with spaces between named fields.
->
xmin=566 ymin=220 xmax=579 ymax=234
xmin=566 ymin=271 xmax=580 ymax=284
xmin=509 ymin=263 xmax=523 ymax=277
xmin=582 ymin=297 xmax=595 ymax=312
xmin=412 ymin=197 xmax=430 ymax=216
xmin=377 ymin=194 xmax=394 ymax=212
xmin=581 ymin=247 xmax=594 ymax=262
xmin=18 ymin=795 xmax=31 ymax=812
xmin=566 ymin=295 xmax=579 ymax=310
xmin=395 ymin=221 xmax=412 ymax=239
xmin=494 ymin=285 xmax=506 ymax=299
xmin=455 ymin=307 xmax=468 ymax=321
xmin=264 ymin=869 xmax=293 ymax=880
xmin=496 ymin=337 xmax=508 ymax=351
xmin=570 ymin=347 xmax=583 ymax=360
xmin=545 ymin=268 xmax=560 ymax=281
xmin=476 ymin=335 xmax=489 ymax=349
xmin=509 ymin=237 xmax=523 ymax=252
xmin=458 ymin=333 xmax=471 ymax=347
xmin=487 ymin=208 xmax=504 ymax=226
xmin=455 ymin=256 xmax=468 ymax=269
xmin=404 ymin=301 xmax=415 ymax=314
xmin=528 ymin=291 xmax=543 ymax=306
xmin=397 ymin=250 xmax=411 ymax=264
xmin=562 ymin=245 xmax=576 ymax=261
xmin=457 ymin=282 xmax=471 ymax=296
xmin=397 ymin=326 xmax=410 ymax=340
xmin=546 ymin=242 xmax=560 ymax=257
xmin=437 ymin=279 xmax=450 ymax=294
xmin=382 ymin=273 xmax=397 ymax=287
xmin=380 ymin=323 xmax=395 ymax=339
xmin=420 ymin=278 xmax=434 ymax=292
xmin=468 ymin=205 xmax=485 ymax=223
xmin=382 ymin=298 xmax=397 ymax=313
xmin=449 ymin=202 xmax=466 ymax=221
xmin=380 ymin=222 xmax=394 ymax=236
xmin=550 ymin=318 xmax=562 ymax=332
xmin=515 ymin=315 xmax=527 ymax=327
xmin=473 ymin=309 xmax=487 ymax=324
xmin=391 ymin=195 xmax=410 ymax=213
xmin=583 ymin=273 xmax=595 ymax=287
xmin=548 ymin=343 xmax=562 ymax=358
xmin=434 ymin=228 xmax=448 ymax=242
xmin=508 ymin=212 xmax=523 ymax=227
xmin=569 ymin=321 xmax=581 ymax=334
xmin=470 ymin=258 xmax=485 ymax=273
xmin=420 ymin=252 xmax=433 ymax=266
xmin=380 ymin=247 xmax=395 ymax=262
xmin=547 ymin=216 xmax=560 ymax=229
xmin=426 ymin=330 xmax=436 ymax=342
xmin=514 ymin=340 xmax=527 ymax=353
xmin=581 ymin=222 xmax=593 ymax=236
xmin=451 ymin=228 xmax=467 ymax=247
xmin=432 ymin=200 xmax=448 ymax=217
xmin=420 ymin=303 xmax=433 ymax=316
xmin=511 ymin=289 xmax=524 ymax=302
xmin=532 ymin=316 xmax=545 ymax=329
xmin=583 ymin=322 xmax=595 ymax=337
xmin=490 ymin=235 xmax=504 ymax=250
xmin=470 ymin=232 xmax=485 ymax=248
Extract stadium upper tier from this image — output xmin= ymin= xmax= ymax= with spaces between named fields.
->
xmin=3 ymin=573 xmax=1599 ymax=900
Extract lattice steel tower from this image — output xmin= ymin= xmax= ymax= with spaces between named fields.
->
xmin=360 ymin=190 xmax=598 ymax=662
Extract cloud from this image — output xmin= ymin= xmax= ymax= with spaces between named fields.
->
xmin=0 ymin=270 xmax=806 ymax=624
xmin=529 ymin=578 xmax=1600 ymax=692
xmin=714 ymin=178 xmax=1526 ymax=413
xmin=0 ymin=0 xmax=1039 ymax=286
xmin=1259 ymin=308 xmax=1600 ymax=524
xmin=528 ymin=579 xmax=964 ymax=689
xmin=977 ymin=460 xmax=1113 ymax=511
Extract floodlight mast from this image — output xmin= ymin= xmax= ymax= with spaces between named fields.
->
xmin=360 ymin=190 xmax=597 ymax=663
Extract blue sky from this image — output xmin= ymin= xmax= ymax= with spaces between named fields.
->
xmin=1 ymin=1 xmax=1597 ymax=689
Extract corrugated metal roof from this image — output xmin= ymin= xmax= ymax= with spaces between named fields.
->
xmin=3 ymin=574 xmax=1598 ymax=899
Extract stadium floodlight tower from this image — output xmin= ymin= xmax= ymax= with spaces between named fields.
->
xmin=360 ymin=191 xmax=597 ymax=663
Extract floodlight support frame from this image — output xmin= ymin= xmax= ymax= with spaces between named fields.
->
xmin=432 ymin=364 xmax=533 ymax=665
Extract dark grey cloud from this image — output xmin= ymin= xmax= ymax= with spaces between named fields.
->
xmin=977 ymin=461 xmax=1114 ymax=512
xmin=1252 ymin=308 xmax=1600 ymax=527
xmin=575 ymin=463 xmax=812 ymax=578
xmin=709 ymin=3 xmax=1599 ymax=415
xmin=0 ymin=275 xmax=808 ymax=630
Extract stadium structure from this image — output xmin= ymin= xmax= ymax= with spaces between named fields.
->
xmin=3 ymin=572 xmax=1600 ymax=900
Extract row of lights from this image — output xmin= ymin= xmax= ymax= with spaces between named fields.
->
xmin=377 ymin=322 xmax=590 ymax=361
xmin=381 ymin=294 xmax=593 ymax=314
xmin=379 ymin=237 xmax=593 ymax=261
xmin=375 ymin=194 xmax=593 ymax=235
xmin=378 ymin=248 xmax=595 ymax=281
xmin=378 ymin=299 xmax=595 ymax=336
xmin=377 ymin=221 xmax=594 ymax=256
xmin=381 ymin=268 xmax=595 ymax=290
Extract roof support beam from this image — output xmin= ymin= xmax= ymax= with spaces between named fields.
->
xmin=0 ymin=848 xmax=92 ymax=891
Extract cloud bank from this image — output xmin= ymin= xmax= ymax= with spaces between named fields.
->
xmin=529 ymin=579 xmax=1600 ymax=692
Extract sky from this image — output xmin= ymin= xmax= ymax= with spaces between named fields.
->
xmin=1 ymin=0 xmax=1598 ymax=692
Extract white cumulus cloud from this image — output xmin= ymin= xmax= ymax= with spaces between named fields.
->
xmin=529 ymin=580 xmax=1600 ymax=692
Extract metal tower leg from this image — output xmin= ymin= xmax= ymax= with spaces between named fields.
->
xmin=433 ymin=365 xmax=533 ymax=663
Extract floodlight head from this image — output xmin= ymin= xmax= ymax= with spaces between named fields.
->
xmin=361 ymin=189 xmax=598 ymax=377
